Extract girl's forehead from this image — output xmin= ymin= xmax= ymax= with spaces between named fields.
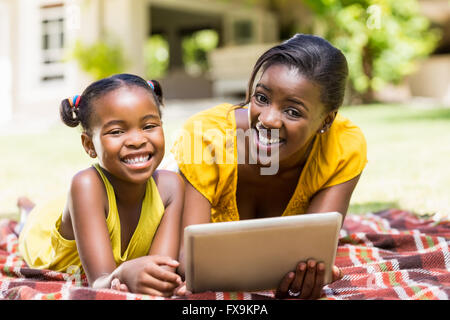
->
xmin=92 ymin=87 xmax=160 ymax=123
xmin=99 ymin=86 xmax=154 ymax=104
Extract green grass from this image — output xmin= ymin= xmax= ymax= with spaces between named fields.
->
xmin=1 ymin=103 xmax=449 ymax=220
xmin=340 ymin=104 xmax=450 ymax=216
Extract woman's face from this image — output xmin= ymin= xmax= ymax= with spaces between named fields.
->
xmin=83 ymin=86 xmax=165 ymax=185
xmin=248 ymin=63 xmax=334 ymax=168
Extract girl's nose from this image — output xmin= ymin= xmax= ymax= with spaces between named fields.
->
xmin=125 ymin=130 xmax=147 ymax=148
xmin=258 ymin=106 xmax=282 ymax=129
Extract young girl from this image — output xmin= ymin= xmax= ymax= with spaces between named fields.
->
xmin=172 ymin=34 xmax=367 ymax=299
xmin=18 ymin=74 xmax=185 ymax=297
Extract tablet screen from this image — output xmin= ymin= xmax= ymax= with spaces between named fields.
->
xmin=184 ymin=212 xmax=342 ymax=293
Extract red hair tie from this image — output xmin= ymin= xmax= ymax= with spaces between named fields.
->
xmin=69 ymin=95 xmax=81 ymax=109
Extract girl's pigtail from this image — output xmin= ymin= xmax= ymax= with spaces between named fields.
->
xmin=60 ymin=96 xmax=81 ymax=128
xmin=149 ymin=79 xmax=164 ymax=106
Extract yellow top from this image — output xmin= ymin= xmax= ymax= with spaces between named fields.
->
xmin=171 ymin=103 xmax=367 ymax=222
xmin=18 ymin=164 xmax=165 ymax=274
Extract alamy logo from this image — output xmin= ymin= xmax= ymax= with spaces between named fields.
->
xmin=172 ymin=120 xmax=280 ymax=175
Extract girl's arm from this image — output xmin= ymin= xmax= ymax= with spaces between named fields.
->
xmin=149 ymin=170 xmax=185 ymax=261
xmin=67 ymin=168 xmax=118 ymax=288
xmin=276 ymin=174 xmax=361 ymax=299
xmin=68 ymin=168 xmax=183 ymax=296
xmin=177 ymin=173 xmax=212 ymax=278
xmin=111 ymin=170 xmax=186 ymax=295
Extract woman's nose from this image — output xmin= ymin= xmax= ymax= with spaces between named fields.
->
xmin=258 ymin=106 xmax=282 ymax=129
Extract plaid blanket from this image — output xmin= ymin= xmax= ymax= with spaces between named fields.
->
xmin=1 ymin=209 xmax=449 ymax=300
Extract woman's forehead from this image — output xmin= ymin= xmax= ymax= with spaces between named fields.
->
xmin=259 ymin=64 xmax=322 ymax=102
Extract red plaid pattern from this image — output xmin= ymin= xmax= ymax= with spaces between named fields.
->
xmin=1 ymin=209 xmax=449 ymax=300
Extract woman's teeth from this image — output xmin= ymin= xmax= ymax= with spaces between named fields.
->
xmin=258 ymin=131 xmax=280 ymax=145
xmin=123 ymin=155 xmax=149 ymax=164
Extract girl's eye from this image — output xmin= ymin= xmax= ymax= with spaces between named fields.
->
xmin=254 ymin=93 xmax=269 ymax=105
xmin=109 ymin=129 xmax=123 ymax=135
xmin=143 ymin=124 xmax=157 ymax=130
xmin=285 ymin=108 xmax=302 ymax=118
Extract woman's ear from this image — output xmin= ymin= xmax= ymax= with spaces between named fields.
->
xmin=318 ymin=111 xmax=338 ymax=134
xmin=81 ymin=132 xmax=97 ymax=158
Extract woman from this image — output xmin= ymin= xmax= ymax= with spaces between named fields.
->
xmin=172 ymin=34 xmax=367 ymax=299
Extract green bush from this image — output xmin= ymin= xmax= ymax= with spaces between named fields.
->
xmin=144 ymin=35 xmax=170 ymax=79
xmin=182 ymin=29 xmax=219 ymax=76
xmin=302 ymin=0 xmax=441 ymax=103
xmin=71 ymin=38 xmax=127 ymax=80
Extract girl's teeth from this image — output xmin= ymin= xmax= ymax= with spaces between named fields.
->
xmin=124 ymin=156 xmax=148 ymax=164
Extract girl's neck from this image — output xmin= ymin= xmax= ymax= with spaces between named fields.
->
xmin=100 ymin=167 xmax=147 ymax=205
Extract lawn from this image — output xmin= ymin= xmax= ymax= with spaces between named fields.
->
xmin=1 ymin=103 xmax=449 ymax=220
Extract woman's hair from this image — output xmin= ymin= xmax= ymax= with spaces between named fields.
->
xmin=60 ymin=73 xmax=164 ymax=134
xmin=242 ymin=33 xmax=348 ymax=112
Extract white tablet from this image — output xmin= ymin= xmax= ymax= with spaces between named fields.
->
xmin=184 ymin=212 xmax=342 ymax=293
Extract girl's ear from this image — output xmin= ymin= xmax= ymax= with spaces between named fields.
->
xmin=318 ymin=111 xmax=338 ymax=134
xmin=81 ymin=132 xmax=97 ymax=158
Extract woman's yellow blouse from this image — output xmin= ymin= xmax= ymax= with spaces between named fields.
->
xmin=171 ymin=103 xmax=367 ymax=222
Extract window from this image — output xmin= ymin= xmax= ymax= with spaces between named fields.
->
xmin=233 ymin=20 xmax=253 ymax=44
xmin=40 ymin=4 xmax=65 ymax=82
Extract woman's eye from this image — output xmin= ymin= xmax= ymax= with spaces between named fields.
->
xmin=285 ymin=108 xmax=302 ymax=118
xmin=254 ymin=93 xmax=269 ymax=105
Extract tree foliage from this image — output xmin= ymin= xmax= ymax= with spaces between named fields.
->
xmin=300 ymin=0 xmax=441 ymax=102
xmin=71 ymin=38 xmax=127 ymax=80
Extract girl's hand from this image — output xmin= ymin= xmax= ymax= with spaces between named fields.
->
xmin=111 ymin=278 xmax=129 ymax=292
xmin=275 ymin=260 xmax=342 ymax=300
xmin=118 ymin=255 xmax=182 ymax=297
xmin=172 ymin=281 xmax=192 ymax=296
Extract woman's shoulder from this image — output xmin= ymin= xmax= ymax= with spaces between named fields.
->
xmin=327 ymin=114 xmax=367 ymax=155
xmin=182 ymin=103 xmax=237 ymax=131
xmin=313 ymin=113 xmax=367 ymax=189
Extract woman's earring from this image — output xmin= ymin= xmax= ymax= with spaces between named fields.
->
xmin=320 ymin=128 xmax=326 ymax=134
xmin=89 ymin=150 xmax=97 ymax=158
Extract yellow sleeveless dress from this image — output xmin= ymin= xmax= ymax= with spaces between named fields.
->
xmin=18 ymin=164 xmax=165 ymax=274
xmin=171 ymin=103 xmax=367 ymax=222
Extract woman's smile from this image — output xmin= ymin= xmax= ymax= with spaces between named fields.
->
xmin=252 ymin=124 xmax=285 ymax=152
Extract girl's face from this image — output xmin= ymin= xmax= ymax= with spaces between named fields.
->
xmin=82 ymin=86 xmax=164 ymax=185
xmin=249 ymin=63 xmax=335 ymax=168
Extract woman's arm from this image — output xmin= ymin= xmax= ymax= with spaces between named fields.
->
xmin=276 ymin=174 xmax=361 ymax=299
xmin=306 ymin=174 xmax=361 ymax=219
xmin=177 ymin=173 xmax=212 ymax=278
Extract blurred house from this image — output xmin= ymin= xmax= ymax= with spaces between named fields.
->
xmin=407 ymin=0 xmax=450 ymax=104
xmin=0 ymin=0 xmax=449 ymax=124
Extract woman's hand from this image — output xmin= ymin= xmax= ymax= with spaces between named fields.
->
xmin=275 ymin=260 xmax=342 ymax=299
xmin=117 ymin=255 xmax=182 ymax=297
